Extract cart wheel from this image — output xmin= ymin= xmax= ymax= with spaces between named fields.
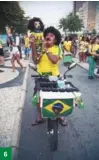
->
xmin=47 ymin=119 xmax=58 ymax=151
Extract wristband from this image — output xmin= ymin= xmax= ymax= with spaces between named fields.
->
xmin=46 ymin=50 xmax=50 ymax=55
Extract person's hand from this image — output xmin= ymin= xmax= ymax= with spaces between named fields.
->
xmin=41 ymin=37 xmax=45 ymax=43
xmin=96 ymin=53 xmax=99 ymax=57
xmin=42 ymin=40 xmax=48 ymax=53
xmin=42 ymin=47 xmax=48 ymax=53
xmin=36 ymin=53 xmax=42 ymax=61
xmin=12 ymin=42 xmax=17 ymax=47
xmin=29 ymin=35 xmax=36 ymax=46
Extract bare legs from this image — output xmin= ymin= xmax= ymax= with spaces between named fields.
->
xmin=11 ymin=54 xmax=24 ymax=72
xmin=0 ymin=56 xmax=4 ymax=66
xmin=11 ymin=56 xmax=16 ymax=72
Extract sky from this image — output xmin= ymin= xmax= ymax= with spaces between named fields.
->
xmin=20 ymin=1 xmax=73 ymax=29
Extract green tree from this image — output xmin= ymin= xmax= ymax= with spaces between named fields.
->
xmin=59 ymin=12 xmax=83 ymax=34
xmin=14 ymin=16 xmax=30 ymax=34
xmin=0 ymin=2 xmax=26 ymax=33
xmin=58 ymin=18 xmax=67 ymax=35
xmin=92 ymin=29 xmax=97 ymax=35
xmin=66 ymin=13 xmax=83 ymax=32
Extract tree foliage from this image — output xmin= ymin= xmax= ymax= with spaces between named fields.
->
xmin=14 ymin=16 xmax=30 ymax=34
xmin=58 ymin=18 xmax=67 ymax=33
xmin=59 ymin=12 xmax=83 ymax=34
xmin=0 ymin=2 xmax=29 ymax=33
xmin=92 ymin=29 xmax=97 ymax=35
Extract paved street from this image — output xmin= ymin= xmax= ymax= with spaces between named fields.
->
xmin=17 ymin=62 xmax=99 ymax=160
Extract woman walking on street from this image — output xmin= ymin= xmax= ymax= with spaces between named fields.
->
xmin=87 ymin=37 xmax=99 ymax=79
xmin=24 ymin=33 xmax=30 ymax=59
xmin=7 ymin=26 xmax=24 ymax=72
xmin=0 ymin=37 xmax=4 ymax=72
xmin=71 ymin=36 xmax=78 ymax=58
xmin=63 ymin=36 xmax=72 ymax=66
xmin=79 ymin=36 xmax=89 ymax=63
xmin=11 ymin=42 xmax=24 ymax=72
xmin=0 ymin=37 xmax=4 ymax=66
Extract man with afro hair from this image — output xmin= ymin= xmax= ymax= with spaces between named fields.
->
xmin=30 ymin=26 xmax=67 ymax=126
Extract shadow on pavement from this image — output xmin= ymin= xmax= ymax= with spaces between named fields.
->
xmin=0 ymin=67 xmax=26 ymax=89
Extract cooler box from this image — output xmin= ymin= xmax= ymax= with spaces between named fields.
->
xmin=40 ymin=91 xmax=75 ymax=118
xmin=63 ymin=55 xmax=72 ymax=64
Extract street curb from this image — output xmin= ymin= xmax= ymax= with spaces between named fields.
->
xmin=73 ymin=59 xmax=99 ymax=77
xmin=11 ymin=62 xmax=29 ymax=160
xmin=72 ymin=58 xmax=88 ymax=71
xmin=77 ymin=63 xmax=88 ymax=71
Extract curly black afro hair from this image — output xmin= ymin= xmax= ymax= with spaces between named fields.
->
xmin=28 ymin=17 xmax=44 ymax=32
xmin=44 ymin=26 xmax=61 ymax=46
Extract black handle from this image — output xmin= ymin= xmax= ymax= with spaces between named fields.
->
xmin=31 ymin=75 xmax=41 ymax=78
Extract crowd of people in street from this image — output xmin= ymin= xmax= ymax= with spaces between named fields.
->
xmin=61 ymin=34 xmax=99 ymax=79
xmin=0 ymin=22 xmax=99 ymax=80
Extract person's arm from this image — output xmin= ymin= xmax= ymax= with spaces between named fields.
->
xmin=30 ymin=35 xmax=42 ymax=64
xmin=63 ymin=45 xmax=66 ymax=53
xmin=91 ymin=52 xmax=99 ymax=57
xmin=46 ymin=51 xmax=60 ymax=64
xmin=31 ymin=44 xmax=37 ymax=63
xmin=29 ymin=35 xmax=36 ymax=63
xmin=70 ymin=41 xmax=73 ymax=53
xmin=43 ymin=47 xmax=61 ymax=64
xmin=62 ymin=42 xmax=68 ymax=53
xmin=89 ymin=46 xmax=99 ymax=57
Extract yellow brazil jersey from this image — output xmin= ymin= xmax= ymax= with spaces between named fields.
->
xmin=24 ymin=37 xmax=29 ymax=48
xmin=83 ymin=42 xmax=89 ymax=52
xmin=89 ymin=44 xmax=99 ymax=55
xmin=37 ymin=45 xmax=62 ymax=76
xmin=79 ymin=41 xmax=88 ymax=52
xmin=63 ymin=41 xmax=71 ymax=52
xmin=30 ymin=32 xmax=43 ymax=44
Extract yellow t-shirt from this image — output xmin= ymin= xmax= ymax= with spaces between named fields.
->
xmin=31 ymin=32 xmax=43 ymax=44
xmin=37 ymin=45 xmax=62 ymax=76
xmin=63 ymin=41 xmax=71 ymax=52
xmin=89 ymin=44 xmax=99 ymax=55
xmin=24 ymin=37 xmax=29 ymax=48
xmin=79 ymin=41 xmax=89 ymax=52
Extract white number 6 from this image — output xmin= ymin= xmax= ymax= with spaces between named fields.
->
xmin=4 ymin=151 xmax=8 ymax=157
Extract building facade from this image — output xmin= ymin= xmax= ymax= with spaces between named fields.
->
xmin=95 ymin=2 xmax=99 ymax=32
xmin=74 ymin=1 xmax=99 ymax=32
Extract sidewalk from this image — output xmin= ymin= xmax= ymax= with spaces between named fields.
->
xmin=0 ymin=57 xmax=28 ymax=85
xmin=0 ymin=57 xmax=29 ymax=150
